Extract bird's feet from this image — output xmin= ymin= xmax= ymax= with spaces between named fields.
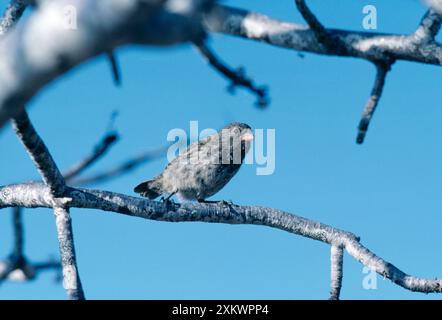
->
xmin=198 ymin=199 xmax=234 ymax=207
xmin=161 ymin=195 xmax=176 ymax=207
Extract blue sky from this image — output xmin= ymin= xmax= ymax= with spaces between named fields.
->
xmin=1 ymin=0 xmax=442 ymax=299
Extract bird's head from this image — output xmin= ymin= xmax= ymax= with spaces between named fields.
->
xmin=219 ymin=123 xmax=253 ymax=163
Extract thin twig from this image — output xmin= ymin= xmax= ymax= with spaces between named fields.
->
xmin=294 ymin=0 xmax=328 ymax=43
xmin=294 ymin=0 xmax=345 ymax=53
xmin=415 ymin=9 xmax=442 ymax=42
xmin=356 ymin=62 xmax=392 ymax=144
xmin=72 ymin=146 xmax=167 ymax=186
xmin=12 ymin=207 xmax=24 ymax=258
xmin=329 ymin=245 xmax=344 ymax=300
xmin=106 ymin=51 xmax=122 ymax=86
xmin=0 ymin=208 xmax=35 ymax=283
xmin=63 ymin=131 xmax=119 ymax=181
xmin=194 ymin=40 xmax=269 ymax=108
xmin=0 ymin=207 xmax=61 ymax=283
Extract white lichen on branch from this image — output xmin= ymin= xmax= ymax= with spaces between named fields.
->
xmin=1 ymin=183 xmax=442 ymax=299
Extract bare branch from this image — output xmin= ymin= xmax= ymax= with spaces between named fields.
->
xmin=72 ymin=146 xmax=167 ymax=186
xmin=194 ymin=40 xmax=269 ymax=107
xmin=0 ymin=260 xmax=16 ymax=282
xmin=12 ymin=206 xmax=24 ymax=258
xmin=0 ymin=207 xmax=61 ymax=283
xmin=356 ymin=62 xmax=392 ymax=144
xmin=293 ymin=0 xmax=344 ymax=53
xmin=11 ymin=111 xmax=84 ymax=299
xmin=107 ymin=52 xmax=122 ymax=86
xmin=208 ymin=5 xmax=442 ymax=65
xmin=53 ymin=207 xmax=84 ymax=300
xmin=11 ymin=111 xmax=66 ymax=196
xmin=425 ymin=0 xmax=442 ymax=17
xmin=63 ymin=131 xmax=119 ymax=181
xmin=1 ymin=183 xmax=442 ymax=295
xmin=0 ymin=208 xmax=35 ymax=283
xmin=0 ymin=0 xmax=28 ymax=35
xmin=329 ymin=245 xmax=344 ymax=300
xmin=414 ymin=9 xmax=442 ymax=42
xmin=0 ymin=0 xmax=213 ymax=129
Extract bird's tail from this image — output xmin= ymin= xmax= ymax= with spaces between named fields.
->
xmin=134 ymin=180 xmax=161 ymax=199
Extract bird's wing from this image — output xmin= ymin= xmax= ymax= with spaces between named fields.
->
xmin=163 ymin=133 xmax=217 ymax=171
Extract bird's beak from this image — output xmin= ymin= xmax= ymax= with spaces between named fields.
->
xmin=241 ymin=131 xmax=254 ymax=142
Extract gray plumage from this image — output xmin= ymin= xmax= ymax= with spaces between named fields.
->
xmin=134 ymin=123 xmax=253 ymax=201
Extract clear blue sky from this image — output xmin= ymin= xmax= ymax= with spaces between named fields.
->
xmin=1 ymin=0 xmax=442 ymax=299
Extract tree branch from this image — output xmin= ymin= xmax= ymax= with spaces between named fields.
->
xmin=0 ymin=0 xmax=62 ymax=286
xmin=0 ymin=0 xmax=213 ymax=129
xmin=427 ymin=0 xmax=442 ymax=14
xmin=1 ymin=183 xmax=442 ymax=296
xmin=0 ymin=0 xmax=28 ymax=35
xmin=12 ymin=206 xmax=23 ymax=258
xmin=53 ymin=206 xmax=84 ymax=300
xmin=293 ymin=0 xmax=345 ymax=54
xmin=0 ymin=207 xmax=61 ymax=283
xmin=329 ymin=245 xmax=344 ymax=300
xmin=414 ymin=9 xmax=442 ymax=42
xmin=0 ymin=207 xmax=34 ymax=283
xmin=71 ymin=146 xmax=167 ymax=186
xmin=11 ymin=111 xmax=66 ymax=196
xmin=356 ymin=62 xmax=391 ymax=144
xmin=194 ymin=40 xmax=269 ymax=107
xmin=10 ymin=111 xmax=84 ymax=299
xmin=208 ymin=5 xmax=442 ymax=65
xmin=63 ymin=131 xmax=119 ymax=181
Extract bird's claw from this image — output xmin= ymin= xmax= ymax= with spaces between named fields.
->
xmin=160 ymin=196 xmax=176 ymax=206
xmin=218 ymin=200 xmax=234 ymax=207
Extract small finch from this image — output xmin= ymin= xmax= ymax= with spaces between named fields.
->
xmin=134 ymin=122 xmax=254 ymax=202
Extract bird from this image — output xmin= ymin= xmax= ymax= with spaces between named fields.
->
xmin=134 ymin=122 xmax=254 ymax=202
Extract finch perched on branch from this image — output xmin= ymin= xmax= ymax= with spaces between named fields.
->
xmin=134 ymin=123 xmax=254 ymax=202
